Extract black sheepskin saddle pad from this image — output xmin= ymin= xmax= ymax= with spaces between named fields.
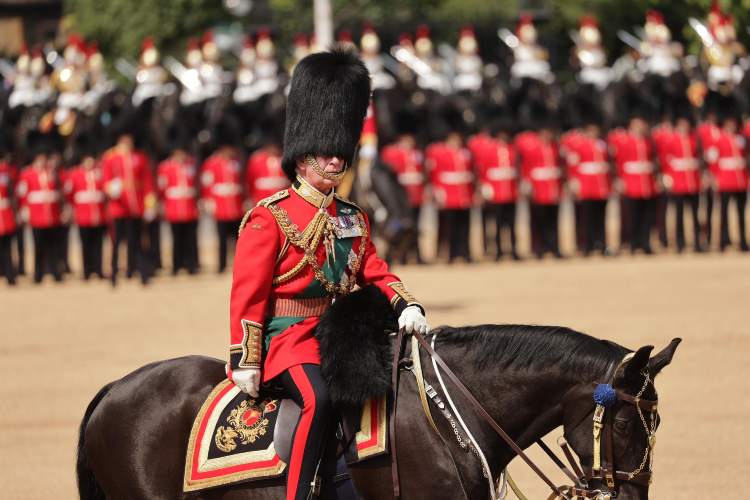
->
xmin=314 ymin=285 xmax=398 ymax=406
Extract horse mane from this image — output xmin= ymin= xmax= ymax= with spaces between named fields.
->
xmin=433 ymin=324 xmax=629 ymax=379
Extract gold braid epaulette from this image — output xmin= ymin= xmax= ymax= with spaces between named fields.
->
xmin=237 ymin=189 xmax=290 ymax=236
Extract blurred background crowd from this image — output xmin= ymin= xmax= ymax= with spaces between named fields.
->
xmin=1 ymin=0 xmax=750 ymax=287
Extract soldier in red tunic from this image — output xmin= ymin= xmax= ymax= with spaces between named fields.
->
xmin=663 ymin=112 xmax=705 ymax=252
xmin=468 ymin=119 xmax=520 ymax=260
xmin=704 ymin=112 xmax=749 ymax=251
xmin=64 ymin=139 xmax=108 ymax=279
xmin=609 ymin=113 xmax=658 ymax=254
xmin=157 ymin=138 xmax=200 ymax=275
xmin=227 ymin=48 xmax=428 ymax=500
xmin=425 ymin=106 xmax=474 ymax=263
xmin=0 ymin=153 xmax=18 ymax=285
xmin=516 ymin=122 xmax=564 ymax=258
xmin=563 ymin=118 xmax=611 ymax=256
xmin=102 ymin=131 xmax=157 ymax=285
xmin=200 ymin=141 xmax=244 ymax=273
xmin=380 ymin=109 xmax=426 ymax=264
xmin=16 ymin=136 xmax=65 ymax=283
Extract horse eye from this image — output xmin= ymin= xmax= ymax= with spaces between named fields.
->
xmin=614 ymin=419 xmax=629 ymax=432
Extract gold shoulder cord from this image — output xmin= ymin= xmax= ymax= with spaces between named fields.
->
xmin=266 ymin=203 xmax=368 ymax=294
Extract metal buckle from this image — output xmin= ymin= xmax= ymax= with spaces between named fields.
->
xmin=310 ymin=475 xmax=321 ymax=496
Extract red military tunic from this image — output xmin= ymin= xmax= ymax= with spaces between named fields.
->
xmin=101 ymin=146 xmax=155 ymax=219
xmin=0 ymin=161 xmax=17 ymax=235
xmin=63 ymin=165 xmax=107 ymax=227
xmin=697 ymin=121 xmax=721 ymax=162
xmin=157 ymin=156 xmax=199 ymax=223
xmin=467 ymin=133 xmax=518 ymax=204
xmin=16 ymin=165 xmax=63 ymax=228
xmin=200 ymin=152 xmax=244 ymax=221
xmin=425 ymin=142 xmax=473 ymax=209
xmin=664 ymin=131 xmax=701 ymax=195
xmin=245 ymin=149 xmax=290 ymax=204
xmin=380 ymin=143 xmax=426 ymax=207
xmin=229 ymin=178 xmax=421 ymax=381
xmin=516 ymin=131 xmax=562 ymax=205
xmin=609 ymin=130 xmax=656 ymax=199
xmin=563 ymin=133 xmax=610 ymax=200
xmin=705 ymin=130 xmax=749 ymax=193
xmin=651 ymin=123 xmax=673 ymax=171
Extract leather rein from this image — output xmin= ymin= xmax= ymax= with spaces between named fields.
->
xmin=390 ymin=329 xmax=659 ymax=500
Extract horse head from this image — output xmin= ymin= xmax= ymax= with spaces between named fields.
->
xmin=562 ymin=338 xmax=681 ymax=499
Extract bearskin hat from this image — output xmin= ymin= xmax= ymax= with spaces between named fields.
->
xmin=282 ymin=45 xmax=371 ymax=180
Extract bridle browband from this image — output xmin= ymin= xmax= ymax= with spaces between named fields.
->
xmin=391 ymin=331 xmax=660 ymax=500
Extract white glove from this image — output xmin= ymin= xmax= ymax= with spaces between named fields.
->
xmin=228 ymin=366 xmax=261 ymax=397
xmin=398 ymin=305 xmax=429 ymax=335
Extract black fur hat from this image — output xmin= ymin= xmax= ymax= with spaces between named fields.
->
xmin=282 ymin=45 xmax=371 ymax=181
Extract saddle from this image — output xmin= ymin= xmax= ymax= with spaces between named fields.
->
xmin=184 ymin=285 xmax=396 ymax=493
xmin=183 ymin=380 xmax=387 ymax=492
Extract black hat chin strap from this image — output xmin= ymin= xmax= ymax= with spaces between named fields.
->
xmin=305 ymin=154 xmax=347 ymax=181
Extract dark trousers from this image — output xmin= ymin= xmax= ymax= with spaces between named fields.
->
xmin=655 ymin=193 xmax=669 ymax=248
xmin=436 ymin=210 xmax=449 ymax=260
xmin=148 ymin=218 xmax=162 ymax=270
xmin=0 ymin=234 xmax=16 ymax=285
xmin=530 ymin=203 xmax=560 ymax=257
xmin=719 ymin=191 xmax=749 ymax=250
xmin=483 ymin=202 xmax=517 ymax=259
xmin=277 ymin=364 xmax=336 ymax=500
xmin=673 ymin=194 xmax=702 ymax=251
xmin=400 ymin=206 xmax=424 ymax=264
xmin=111 ymin=217 xmax=150 ymax=284
xmin=216 ymin=218 xmax=242 ymax=273
xmin=442 ymin=208 xmax=471 ymax=262
xmin=577 ymin=199 xmax=608 ymax=255
xmin=79 ymin=225 xmax=106 ymax=279
xmin=15 ymin=226 xmax=25 ymax=275
xmin=704 ymin=187 xmax=715 ymax=246
xmin=59 ymin=224 xmax=71 ymax=273
xmin=622 ymin=197 xmax=656 ymax=253
xmin=32 ymin=226 xmax=63 ymax=283
xmin=170 ymin=220 xmax=199 ymax=274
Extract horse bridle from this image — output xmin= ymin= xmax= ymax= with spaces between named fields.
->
xmin=392 ymin=330 xmax=660 ymax=500
xmin=549 ymin=357 xmax=659 ymax=499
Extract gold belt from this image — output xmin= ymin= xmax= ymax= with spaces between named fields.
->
xmin=272 ymin=297 xmax=331 ymax=318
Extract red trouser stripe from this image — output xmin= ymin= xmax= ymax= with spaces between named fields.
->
xmin=286 ymin=364 xmax=316 ymax=499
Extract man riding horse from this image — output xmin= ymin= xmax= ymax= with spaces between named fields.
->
xmin=226 ymin=46 xmax=429 ymax=500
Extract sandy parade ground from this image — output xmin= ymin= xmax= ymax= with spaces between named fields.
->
xmin=2 ymin=217 xmax=750 ymax=498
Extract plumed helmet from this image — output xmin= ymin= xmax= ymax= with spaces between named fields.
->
xmin=281 ymin=45 xmax=371 ymax=181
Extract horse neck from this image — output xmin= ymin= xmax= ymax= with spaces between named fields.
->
xmin=439 ymin=346 xmax=610 ymax=471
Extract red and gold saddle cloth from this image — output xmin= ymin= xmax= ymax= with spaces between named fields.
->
xmin=183 ymin=379 xmax=387 ymax=492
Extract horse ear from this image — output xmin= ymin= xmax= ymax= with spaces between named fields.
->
xmin=624 ymin=345 xmax=653 ymax=382
xmin=648 ymin=338 xmax=682 ymax=377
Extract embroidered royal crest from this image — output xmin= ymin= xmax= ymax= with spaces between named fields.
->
xmin=215 ymin=399 xmax=279 ymax=453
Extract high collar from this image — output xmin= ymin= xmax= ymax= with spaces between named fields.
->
xmin=293 ymin=175 xmax=334 ymax=209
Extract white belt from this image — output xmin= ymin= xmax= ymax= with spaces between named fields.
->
xmin=27 ymin=190 xmax=60 ymax=204
xmin=73 ymin=191 xmax=105 ymax=204
xmin=254 ymin=177 xmax=289 ymax=191
xmin=718 ymin=157 xmax=746 ymax=171
xmin=578 ymin=162 xmax=608 ymax=175
xmin=398 ymin=172 xmax=424 ymax=185
xmin=212 ymin=183 xmax=241 ymax=196
xmin=439 ymin=171 xmax=473 ymax=185
xmin=530 ymin=166 xmax=561 ymax=181
xmin=486 ymin=167 xmax=516 ymax=180
xmin=670 ymin=158 xmax=698 ymax=171
xmin=166 ymin=186 xmax=196 ymax=199
xmin=623 ymin=161 xmax=654 ymax=174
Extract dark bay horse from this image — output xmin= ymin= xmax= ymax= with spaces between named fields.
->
xmin=77 ymin=326 xmax=680 ymax=499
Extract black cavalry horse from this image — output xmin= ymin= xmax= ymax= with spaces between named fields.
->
xmin=77 ymin=327 xmax=679 ymax=499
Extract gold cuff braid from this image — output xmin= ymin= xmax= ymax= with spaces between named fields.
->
xmin=387 ymin=281 xmax=422 ymax=309
xmin=239 ymin=319 xmax=263 ymax=368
